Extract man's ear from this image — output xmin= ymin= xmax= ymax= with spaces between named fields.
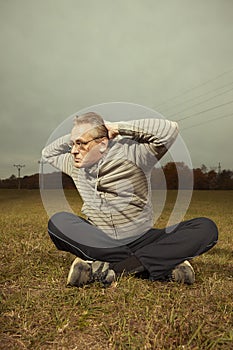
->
xmin=99 ymin=139 xmax=108 ymax=153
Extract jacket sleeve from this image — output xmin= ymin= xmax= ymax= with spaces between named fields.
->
xmin=117 ymin=118 xmax=179 ymax=165
xmin=41 ymin=134 xmax=73 ymax=176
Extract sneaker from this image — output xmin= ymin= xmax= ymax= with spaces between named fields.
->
xmin=90 ymin=260 xmax=116 ymax=285
xmin=172 ymin=260 xmax=195 ymax=285
xmin=66 ymin=257 xmax=116 ymax=287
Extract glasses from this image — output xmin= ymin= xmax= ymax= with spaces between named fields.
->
xmin=69 ymin=136 xmax=103 ymax=151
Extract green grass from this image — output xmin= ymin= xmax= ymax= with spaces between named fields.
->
xmin=0 ymin=190 xmax=232 ymax=350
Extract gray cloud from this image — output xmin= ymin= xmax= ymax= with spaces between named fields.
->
xmin=0 ymin=0 xmax=233 ymax=178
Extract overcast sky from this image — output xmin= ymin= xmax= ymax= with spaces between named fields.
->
xmin=1 ymin=0 xmax=233 ymax=179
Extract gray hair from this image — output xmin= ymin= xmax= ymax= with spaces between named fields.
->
xmin=74 ymin=112 xmax=109 ymax=138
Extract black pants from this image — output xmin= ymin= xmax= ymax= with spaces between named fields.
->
xmin=48 ymin=212 xmax=218 ymax=280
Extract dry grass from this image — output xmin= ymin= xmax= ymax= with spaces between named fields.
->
xmin=0 ymin=190 xmax=232 ymax=350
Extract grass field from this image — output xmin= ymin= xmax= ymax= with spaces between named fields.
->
xmin=1 ymin=190 xmax=232 ymax=350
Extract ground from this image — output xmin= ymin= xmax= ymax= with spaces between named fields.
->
xmin=0 ymin=190 xmax=232 ymax=350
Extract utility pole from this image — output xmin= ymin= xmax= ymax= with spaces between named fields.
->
xmin=38 ymin=159 xmax=47 ymax=190
xmin=13 ymin=164 xmax=25 ymax=189
xmin=218 ymin=162 xmax=221 ymax=175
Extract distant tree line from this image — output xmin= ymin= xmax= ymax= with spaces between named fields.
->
xmin=151 ymin=162 xmax=233 ymax=190
xmin=0 ymin=162 xmax=232 ymax=190
xmin=0 ymin=172 xmax=75 ymax=189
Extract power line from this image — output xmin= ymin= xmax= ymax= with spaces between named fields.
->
xmin=182 ymin=113 xmax=233 ymax=131
xmin=167 ymin=85 xmax=233 ymax=118
xmin=176 ymin=99 xmax=233 ymax=122
xmin=160 ymin=80 xmax=233 ymax=113
xmin=155 ymin=67 xmax=233 ymax=109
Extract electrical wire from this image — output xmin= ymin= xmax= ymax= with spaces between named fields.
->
xmin=155 ymin=67 xmax=233 ymax=109
xmin=160 ymin=80 xmax=233 ymax=113
xmin=176 ymin=99 xmax=233 ymax=122
xmin=182 ymin=113 xmax=233 ymax=131
xmin=166 ymin=86 xmax=233 ymax=117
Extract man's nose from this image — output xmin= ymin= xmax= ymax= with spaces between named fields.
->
xmin=71 ymin=145 xmax=80 ymax=154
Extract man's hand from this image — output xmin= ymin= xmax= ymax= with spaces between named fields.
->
xmin=105 ymin=123 xmax=119 ymax=139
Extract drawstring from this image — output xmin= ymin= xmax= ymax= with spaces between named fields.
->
xmin=92 ymin=144 xmax=110 ymax=204
xmin=94 ymin=159 xmax=101 ymax=202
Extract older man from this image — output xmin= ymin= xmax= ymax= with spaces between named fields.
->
xmin=42 ymin=112 xmax=218 ymax=287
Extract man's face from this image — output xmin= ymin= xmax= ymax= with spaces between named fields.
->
xmin=70 ymin=123 xmax=106 ymax=168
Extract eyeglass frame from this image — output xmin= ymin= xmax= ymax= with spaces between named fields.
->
xmin=69 ymin=136 xmax=105 ymax=151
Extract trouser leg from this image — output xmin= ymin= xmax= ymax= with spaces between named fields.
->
xmin=48 ymin=212 xmax=218 ymax=280
xmin=48 ymin=211 xmax=132 ymax=262
xmin=133 ymin=217 xmax=218 ymax=280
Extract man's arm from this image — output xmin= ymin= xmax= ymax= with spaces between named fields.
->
xmin=106 ymin=118 xmax=179 ymax=161
xmin=42 ymin=134 xmax=73 ymax=175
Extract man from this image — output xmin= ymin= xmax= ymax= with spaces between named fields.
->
xmin=42 ymin=112 xmax=218 ymax=287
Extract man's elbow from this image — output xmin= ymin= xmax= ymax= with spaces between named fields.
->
xmin=173 ymin=121 xmax=179 ymax=139
xmin=41 ymin=147 xmax=50 ymax=161
xmin=164 ymin=120 xmax=179 ymax=150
